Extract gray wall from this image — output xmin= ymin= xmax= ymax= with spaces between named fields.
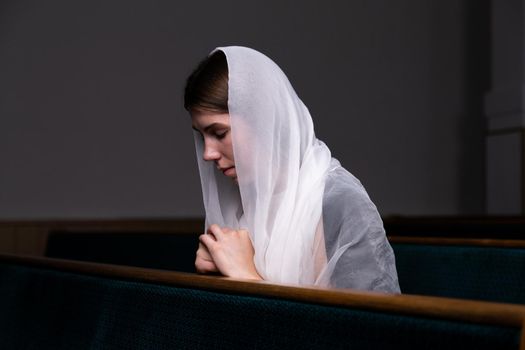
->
xmin=0 ymin=0 xmax=489 ymax=219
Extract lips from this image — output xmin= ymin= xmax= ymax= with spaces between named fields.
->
xmin=220 ymin=166 xmax=236 ymax=177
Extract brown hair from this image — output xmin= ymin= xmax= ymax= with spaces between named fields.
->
xmin=184 ymin=51 xmax=228 ymax=113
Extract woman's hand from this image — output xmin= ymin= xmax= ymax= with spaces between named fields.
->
xmin=198 ymin=224 xmax=262 ymax=280
xmin=195 ymin=242 xmax=219 ymax=274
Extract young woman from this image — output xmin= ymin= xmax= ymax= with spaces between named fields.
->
xmin=185 ymin=46 xmax=400 ymax=293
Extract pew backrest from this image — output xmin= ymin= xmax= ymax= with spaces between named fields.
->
xmin=391 ymin=237 xmax=525 ymax=304
xmin=46 ymin=230 xmax=199 ymax=272
xmin=1 ymin=254 xmax=524 ymax=350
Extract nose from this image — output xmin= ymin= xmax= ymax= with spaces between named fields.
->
xmin=203 ymin=139 xmax=220 ymax=161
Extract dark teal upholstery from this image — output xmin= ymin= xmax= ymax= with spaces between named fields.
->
xmin=393 ymin=243 xmax=525 ymax=304
xmin=44 ymin=232 xmax=525 ymax=305
xmin=0 ymin=262 xmax=520 ymax=349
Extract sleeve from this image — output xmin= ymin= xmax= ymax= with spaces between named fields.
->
xmin=321 ymin=167 xmax=400 ymax=293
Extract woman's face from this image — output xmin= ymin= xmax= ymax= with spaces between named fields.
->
xmin=191 ymin=110 xmax=237 ymax=181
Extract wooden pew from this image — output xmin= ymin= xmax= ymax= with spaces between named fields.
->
xmin=0 ymin=219 xmax=204 ymax=256
xmin=44 ymin=232 xmax=525 ymax=305
xmin=390 ymin=236 xmax=525 ymax=304
xmin=1 ymin=253 xmax=524 ymax=349
xmin=383 ymin=216 xmax=525 ymax=303
xmin=38 ymin=219 xmax=525 ymax=305
xmin=4 ymin=218 xmax=525 ymax=305
xmin=2 ymin=216 xmax=524 ymax=256
xmin=45 ymin=230 xmax=200 ymax=272
xmin=384 ymin=216 xmax=525 ymax=304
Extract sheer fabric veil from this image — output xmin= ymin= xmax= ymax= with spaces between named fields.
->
xmin=194 ymin=46 xmax=399 ymax=292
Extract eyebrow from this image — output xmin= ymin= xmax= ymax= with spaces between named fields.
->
xmin=192 ymin=122 xmax=229 ymax=133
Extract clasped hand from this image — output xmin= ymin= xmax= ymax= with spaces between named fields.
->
xmin=195 ymin=224 xmax=262 ymax=280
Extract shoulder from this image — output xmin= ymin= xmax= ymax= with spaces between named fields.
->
xmin=321 ymin=163 xmax=400 ymax=293
xmin=324 ymin=166 xmax=380 ymax=220
xmin=322 ymin=164 xmax=385 ymax=239
xmin=324 ymin=166 xmax=365 ymax=202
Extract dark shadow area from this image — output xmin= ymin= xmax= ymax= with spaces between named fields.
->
xmin=384 ymin=215 xmax=525 ymax=238
xmin=458 ymin=0 xmax=491 ymax=213
xmin=45 ymin=231 xmax=200 ymax=273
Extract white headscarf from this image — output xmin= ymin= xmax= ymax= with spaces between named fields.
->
xmin=194 ymin=46 xmax=400 ymax=292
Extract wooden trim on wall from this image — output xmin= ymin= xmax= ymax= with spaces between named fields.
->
xmin=0 ymin=218 xmax=205 ymax=233
xmin=522 ymin=128 xmax=525 ymax=216
xmin=1 ymin=253 xmax=525 ymax=330
xmin=383 ymin=215 xmax=525 ymax=224
xmin=1 ymin=217 xmax=525 ymax=256
xmin=388 ymin=236 xmax=525 ymax=248
xmin=0 ymin=219 xmax=205 ymax=255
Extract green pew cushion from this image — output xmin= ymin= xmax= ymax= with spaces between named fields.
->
xmin=0 ymin=263 xmax=520 ymax=349
xmin=393 ymin=243 xmax=525 ymax=304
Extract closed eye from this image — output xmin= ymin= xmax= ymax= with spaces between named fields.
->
xmin=215 ymin=130 xmax=228 ymax=139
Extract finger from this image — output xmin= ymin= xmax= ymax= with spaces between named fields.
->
xmin=200 ymin=233 xmax=217 ymax=249
xmin=221 ymin=227 xmax=233 ymax=234
xmin=207 ymin=224 xmax=225 ymax=241
xmin=204 ymin=226 xmax=218 ymax=240
xmin=198 ymin=241 xmax=211 ymax=253
xmin=238 ymin=229 xmax=249 ymax=237
xmin=197 ymin=243 xmax=213 ymax=261
xmin=195 ymin=259 xmax=218 ymax=274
